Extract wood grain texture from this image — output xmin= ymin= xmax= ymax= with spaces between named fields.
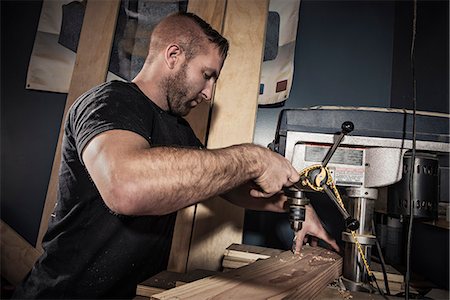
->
xmin=167 ymin=0 xmax=227 ymax=273
xmin=186 ymin=0 xmax=227 ymax=32
xmin=0 ymin=221 xmax=43 ymax=285
xmin=36 ymin=0 xmax=120 ymax=251
xmin=185 ymin=0 xmax=270 ymax=273
xmin=167 ymin=205 xmax=196 ymax=273
xmin=207 ymin=0 xmax=269 ymax=148
xmin=226 ymin=243 xmax=284 ymax=257
xmin=152 ymin=246 xmax=343 ymax=300
xmin=222 ymin=243 xmax=283 ymax=270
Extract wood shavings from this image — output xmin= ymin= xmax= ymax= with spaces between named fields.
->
xmin=329 ymin=278 xmax=353 ymax=300
xmin=315 ymin=256 xmax=336 ymax=262
xmin=309 ymin=255 xmax=336 ymax=264
xmin=338 ymin=288 xmax=353 ymax=300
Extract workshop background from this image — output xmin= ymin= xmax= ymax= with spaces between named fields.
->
xmin=1 ymin=0 xmax=449 ymax=292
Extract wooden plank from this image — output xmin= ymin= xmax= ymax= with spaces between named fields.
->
xmin=186 ymin=0 xmax=227 ymax=33
xmin=36 ymin=0 xmax=120 ymax=251
xmin=0 ymin=221 xmax=42 ymax=285
xmin=136 ymin=270 xmax=217 ymax=298
xmin=373 ymin=271 xmax=404 ymax=284
xmin=167 ymin=205 xmax=197 ymax=273
xmin=185 ymin=0 xmax=270 ymax=273
xmin=371 ymin=262 xmax=404 ymax=284
xmin=224 ymin=250 xmax=271 ymax=262
xmin=152 ymin=246 xmax=342 ymax=300
xmin=222 ymin=243 xmax=283 ymax=270
xmin=167 ymin=0 xmax=227 ymax=273
xmin=226 ymin=243 xmax=283 ymax=257
xmin=136 ymin=286 xmax=166 ymax=298
xmin=139 ymin=270 xmax=218 ymax=290
xmin=207 ymin=2 xmax=268 ymax=146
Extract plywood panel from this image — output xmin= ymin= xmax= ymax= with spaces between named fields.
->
xmin=0 ymin=221 xmax=42 ymax=285
xmin=185 ymin=0 xmax=269 ymax=272
xmin=167 ymin=0 xmax=227 ymax=273
xmin=36 ymin=0 xmax=120 ymax=251
xmin=152 ymin=246 xmax=342 ymax=300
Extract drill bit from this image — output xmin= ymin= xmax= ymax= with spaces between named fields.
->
xmin=292 ymin=235 xmax=297 ymax=254
xmin=292 ymin=234 xmax=300 ymax=255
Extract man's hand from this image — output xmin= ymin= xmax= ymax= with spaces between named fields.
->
xmin=249 ymin=147 xmax=300 ymax=198
xmin=293 ymin=204 xmax=340 ymax=254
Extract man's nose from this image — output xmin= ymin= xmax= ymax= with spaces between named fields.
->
xmin=201 ymin=81 xmax=215 ymax=102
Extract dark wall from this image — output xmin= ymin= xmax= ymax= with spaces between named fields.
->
xmin=391 ymin=1 xmax=449 ymax=113
xmin=254 ymin=0 xmax=396 ymax=148
xmin=1 ymin=1 xmax=67 ymax=245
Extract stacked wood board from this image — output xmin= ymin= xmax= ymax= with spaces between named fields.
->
xmin=137 ymin=270 xmax=218 ymax=298
xmin=222 ymin=243 xmax=283 ymax=270
xmin=151 ymin=245 xmax=342 ymax=299
xmin=371 ymin=262 xmax=405 ymax=294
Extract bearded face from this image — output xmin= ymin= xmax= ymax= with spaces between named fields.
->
xmin=158 ymin=44 xmax=223 ymax=117
xmin=162 ymin=62 xmax=200 ymax=117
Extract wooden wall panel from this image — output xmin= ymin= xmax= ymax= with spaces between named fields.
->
xmin=167 ymin=0 xmax=227 ymax=273
xmin=185 ymin=0 xmax=269 ymax=272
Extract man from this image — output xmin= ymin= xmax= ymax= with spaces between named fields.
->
xmin=14 ymin=12 xmax=338 ymax=299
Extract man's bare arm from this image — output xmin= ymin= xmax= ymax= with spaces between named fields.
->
xmin=82 ymin=129 xmax=299 ymax=216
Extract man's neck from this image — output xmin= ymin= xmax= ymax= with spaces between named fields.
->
xmin=132 ymin=75 xmax=168 ymax=112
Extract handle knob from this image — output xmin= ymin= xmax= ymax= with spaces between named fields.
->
xmin=345 ymin=217 xmax=360 ymax=231
xmin=341 ymin=121 xmax=354 ymax=134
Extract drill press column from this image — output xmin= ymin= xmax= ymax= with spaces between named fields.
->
xmin=342 ymin=187 xmax=378 ymax=291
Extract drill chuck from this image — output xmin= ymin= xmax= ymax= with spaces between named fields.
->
xmin=289 ymin=206 xmax=306 ymax=232
xmin=284 ymin=187 xmax=310 ymax=233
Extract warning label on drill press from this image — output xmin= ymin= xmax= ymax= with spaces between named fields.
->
xmin=292 ymin=144 xmax=365 ymax=187
xmin=305 ymin=146 xmax=363 ymax=166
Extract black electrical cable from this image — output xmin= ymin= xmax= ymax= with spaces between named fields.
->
xmin=405 ymin=0 xmax=418 ymax=299
xmin=371 ymin=276 xmax=389 ymax=300
xmin=372 ymin=219 xmax=391 ymax=296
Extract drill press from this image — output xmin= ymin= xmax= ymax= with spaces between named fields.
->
xmin=284 ymin=121 xmax=360 ymax=252
xmin=271 ymin=106 xmax=450 ymax=292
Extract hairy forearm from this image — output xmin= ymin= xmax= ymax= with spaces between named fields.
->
xmin=107 ymin=144 xmax=263 ymax=215
xmin=84 ymin=130 xmax=298 ymax=216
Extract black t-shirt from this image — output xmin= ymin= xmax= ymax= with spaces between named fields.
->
xmin=13 ymin=81 xmax=202 ymax=299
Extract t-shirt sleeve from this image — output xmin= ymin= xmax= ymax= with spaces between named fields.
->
xmin=68 ymin=84 xmax=153 ymax=164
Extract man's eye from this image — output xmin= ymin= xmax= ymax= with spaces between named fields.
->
xmin=203 ymin=73 xmax=211 ymax=80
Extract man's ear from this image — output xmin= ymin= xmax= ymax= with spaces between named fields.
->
xmin=164 ymin=44 xmax=183 ymax=69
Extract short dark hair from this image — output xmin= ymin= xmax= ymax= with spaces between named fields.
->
xmin=148 ymin=11 xmax=229 ymax=62
xmin=177 ymin=12 xmax=229 ymax=59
